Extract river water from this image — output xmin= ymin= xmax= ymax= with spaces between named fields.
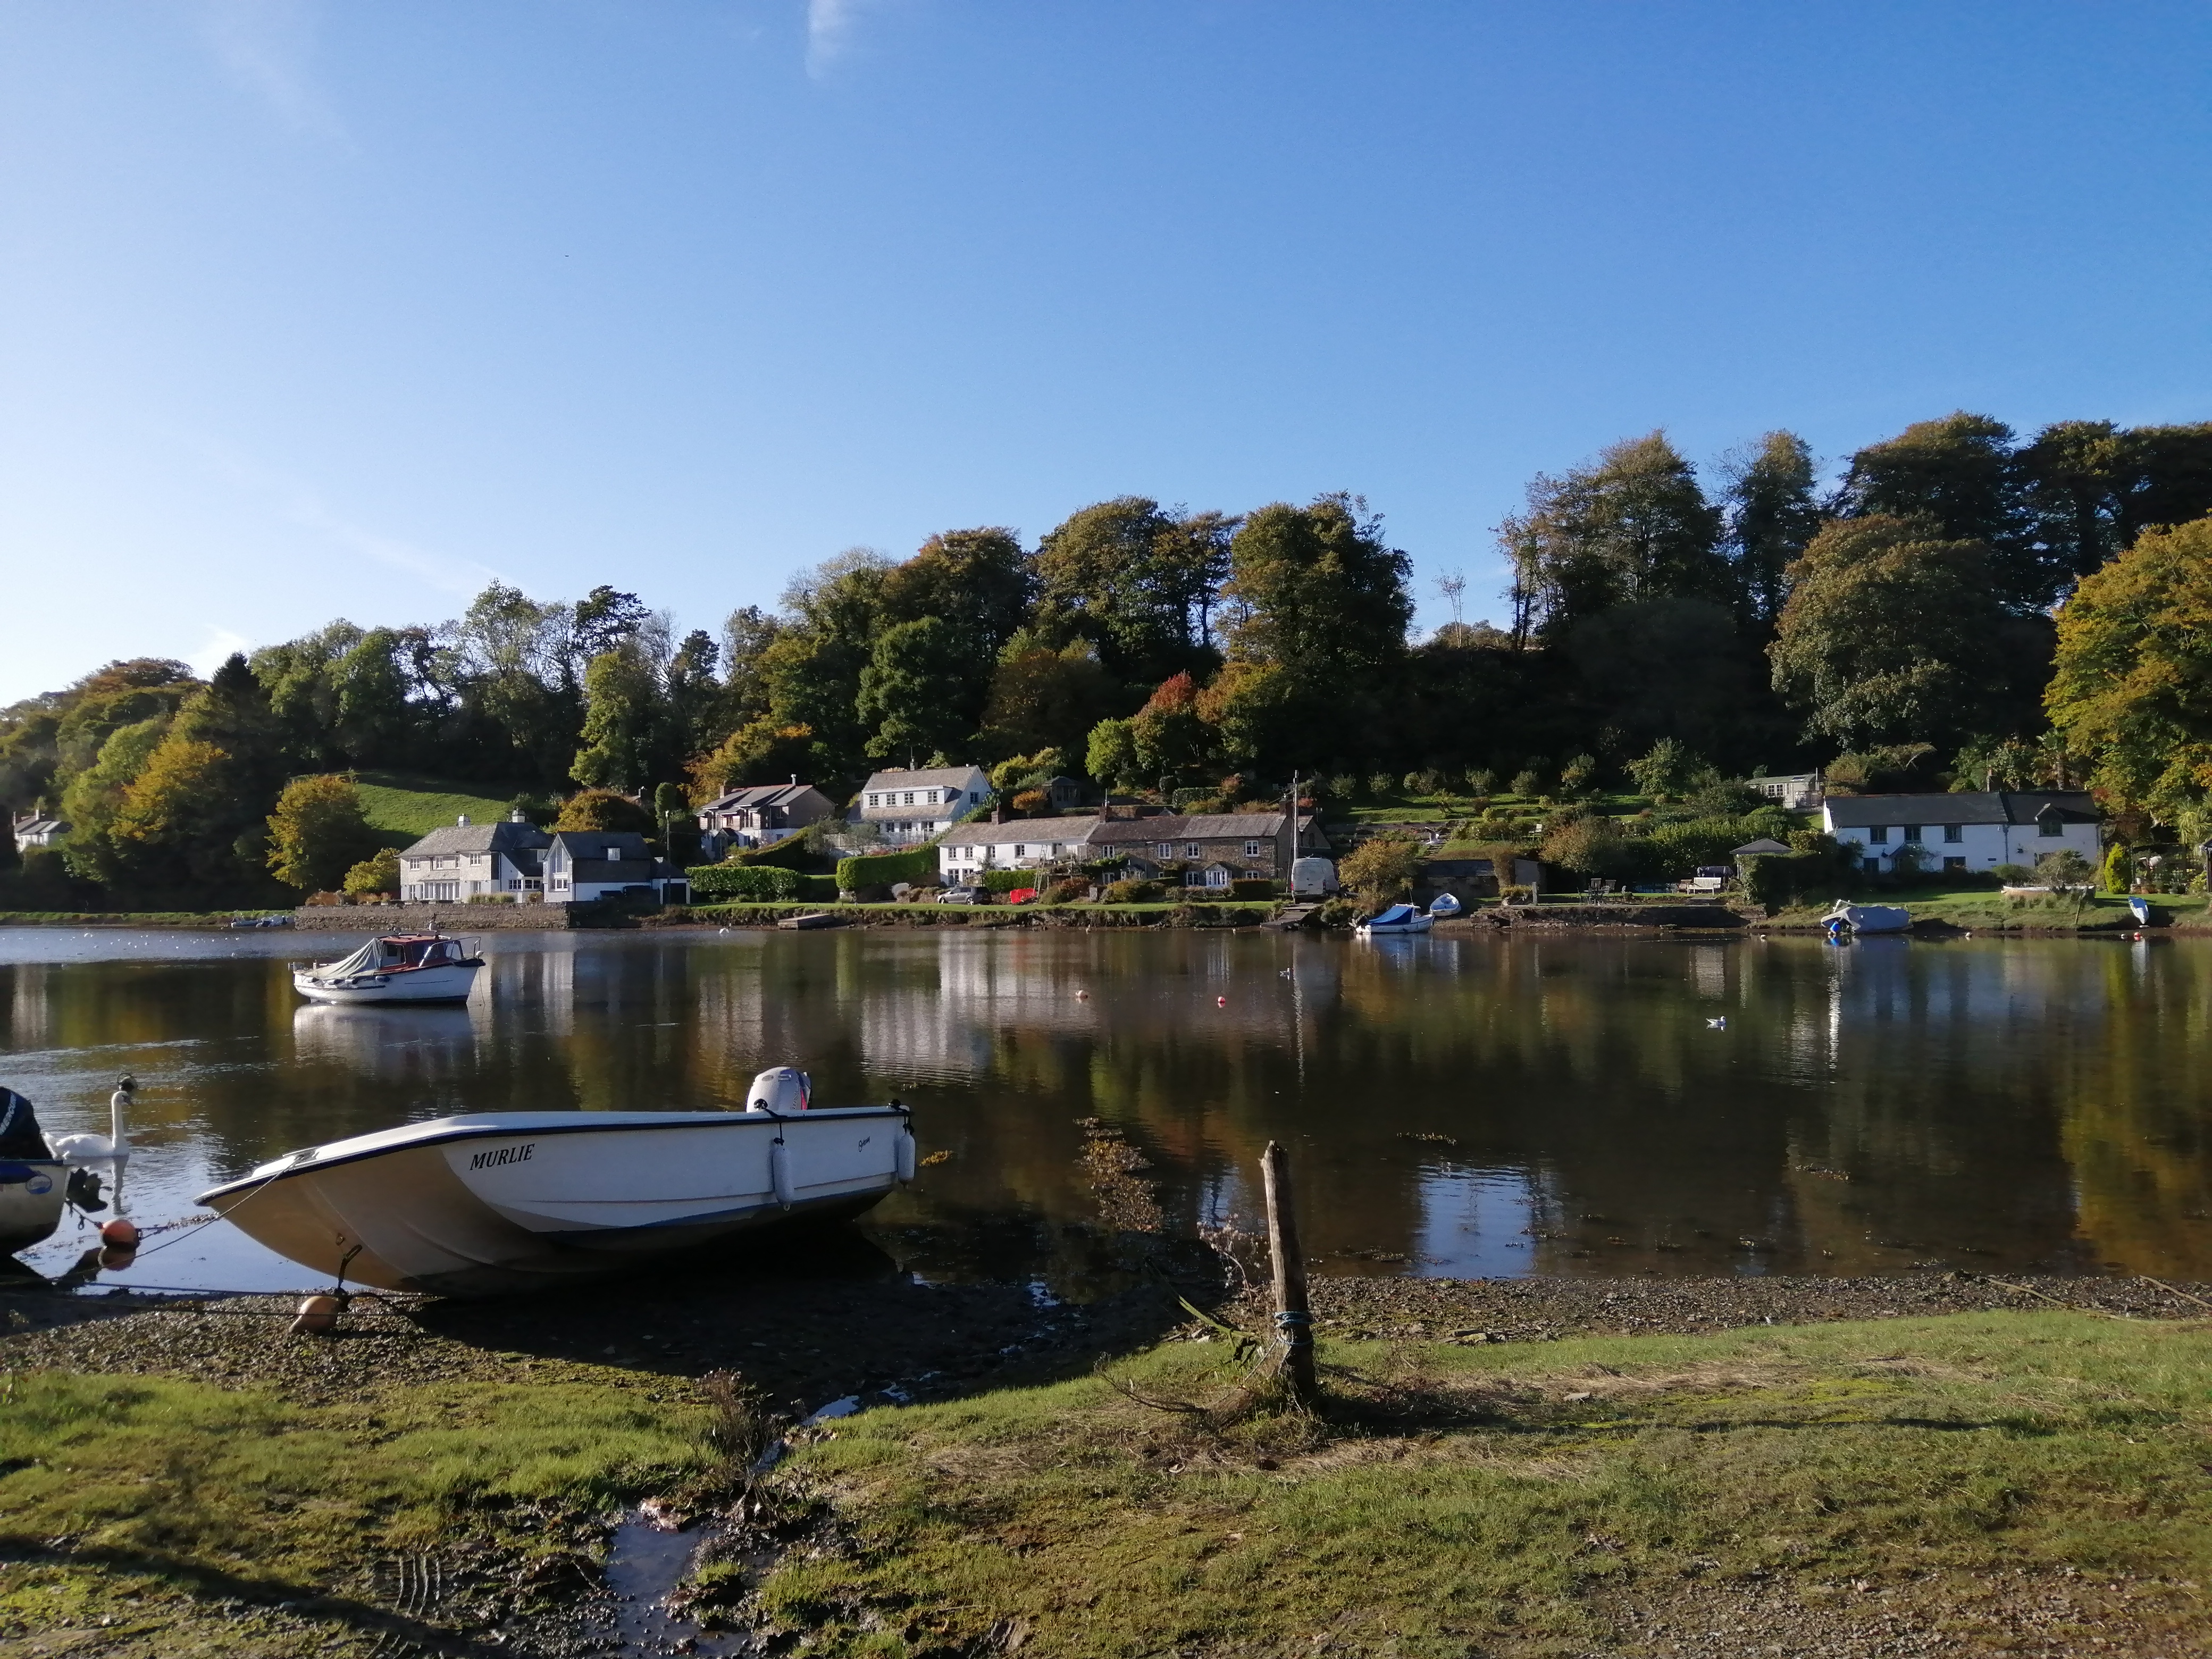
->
xmin=3 ymin=926 xmax=2208 ymax=1295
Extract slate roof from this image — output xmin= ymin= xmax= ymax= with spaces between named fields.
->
xmin=1732 ymin=838 xmax=1794 ymax=856
xmin=400 ymin=818 xmax=551 ymax=859
xmin=545 ymin=831 xmax=681 ymax=886
xmin=1823 ymin=791 xmax=2098 ymax=828
xmin=700 ymin=782 xmax=820 ymax=814
xmin=861 ymin=766 xmax=988 ymax=793
xmin=1087 ymin=812 xmax=1296 ymax=845
xmin=939 ymin=818 xmax=1101 ymax=847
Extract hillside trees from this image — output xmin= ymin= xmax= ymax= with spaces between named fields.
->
xmin=1767 ymin=517 xmax=2043 ymax=751
xmin=1034 ymin=498 xmax=1234 ymax=690
xmin=265 ymin=775 xmax=382 ymax=893
xmin=2046 ymin=516 xmax=2212 ymax=822
xmin=1720 ymin=431 xmax=1823 ymax=629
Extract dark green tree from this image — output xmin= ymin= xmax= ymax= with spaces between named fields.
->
xmin=1502 ymin=433 xmax=1728 ymax=641
xmin=1719 ymin=431 xmax=1823 ymax=627
xmin=1034 ymin=498 xmax=1234 ymax=690
xmin=1832 ymin=413 xmax=2043 ymax=607
xmin=857 ymin=617 xmax=973 ymax=761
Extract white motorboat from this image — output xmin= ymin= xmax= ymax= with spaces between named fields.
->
xmin=195 ymin=1068 xmax=918 ymax=1295
xmin=1822 ymin=901 xmax=1910 ymax=935
xmin=1426 ymin=892 xmax=1463 ymax=919
xmin=292 ymin=932 xmax=483 ymax=1005
xmin=1357 ymin=902 xmax=1433 ymax=936
xmin=0 ymin=1086 xmax=66 ymax=1254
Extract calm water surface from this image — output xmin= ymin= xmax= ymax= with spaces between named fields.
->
xmin=3 ymin=926 xmax=2208 ymax=1295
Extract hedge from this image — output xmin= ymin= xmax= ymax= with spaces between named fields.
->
xmin=834 ymin=845 xmax=939 ymax=893
xmin=688 ymin=863 xmax=802 ymax=900
xmin=722 ymin=834 xmax=817 ymax=871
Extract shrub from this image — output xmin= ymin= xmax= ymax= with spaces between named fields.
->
xmin=724 ymin=831 xmax=817 ymax=870
xmin=1510 ymin=769 xmax=1543 ymax=798
xmin=1338 ymin=832 xmax=1426 ymax=904
xmin=265 ymin=774 xmax=382 ymax=894
xmin=1465 ymin=768 xmax=1496 ymax=795
xmin=2100 ymin=843 xmax=2130 ymax=894
xmin=1228 ymin=877 xmax=1277 ymax=901
xmin=835 ymin=845 xmax=939 ymax=893
xmin=556 ymin=790 xmax=655 ymax=835
xmin=688 ymin=863 xmax=802 ymax=901
xmin=1042 ymin=878 xmax=1088 ymax=904
xmin=1012 ymin=789 xmax=1049 ymax=815
xmin=1539 ymin=817 xmax=1635 ymax=881
xmin=1559 ymin=753 xmax=1597 ymax=795
xmin=1104 ymin=878 xmax=1164 ymax=903
xmin=342 ymin=847 xmax=401 ymax=898
xmin=2034 ymin=849 xmax=2094 ymax=889
xmin=980 ymin=867 xmax=1034 ymax=893
xmin=1365 ymin=773 xmax=1395 ymax=799
xmin=1644 ymin=817 xmax=1747 ymax=878
xmin=1992 ymin=862 xmax=2035 ymax=884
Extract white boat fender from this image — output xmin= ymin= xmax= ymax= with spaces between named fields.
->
xmin=895 ymin=1125 xmax=918 ymax=1184
xmin=748 ymin=1067 xmax=810 ymax=1114
xmin=769 ymin=1138 xmax=795 ymax=1210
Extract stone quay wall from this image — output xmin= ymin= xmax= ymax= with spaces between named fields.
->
xmin=289 ymin=902 xmax=589 ymax=931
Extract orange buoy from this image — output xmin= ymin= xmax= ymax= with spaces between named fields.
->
xmin=99 ymin=1218 xmax=139 ymax=1249
xmin=290 ymin=1294 xmax=345 ymax=1336
xmin=1216 ymin=996 xmax=1227 ymax=1007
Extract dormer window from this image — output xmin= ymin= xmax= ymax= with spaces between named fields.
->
xmin=607 ymin=845 xmax=622 ymax=861
xmin=2038 ymin=813 xmax=2064 ymax=839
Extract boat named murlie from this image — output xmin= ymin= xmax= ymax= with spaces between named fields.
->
xmin=292 ymin=932 xmax=483 ymax=1005
xmin=195 ymin=1068 xmax=917 ymax=1295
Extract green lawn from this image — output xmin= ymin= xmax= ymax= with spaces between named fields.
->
xmin=1770 ymin=889 xmax=2209 ymax=930
xmin=350 ymin=770 xmax=537 ymax=845
xmin=764 ymin=1311 xmax=2212 ymax=1656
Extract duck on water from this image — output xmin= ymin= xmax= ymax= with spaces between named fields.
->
xmin=197 ymin=1067 xmax=920 ymax=1297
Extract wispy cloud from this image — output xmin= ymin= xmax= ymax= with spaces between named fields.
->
xmin=197 ymin=440 xmax=500 ymax=600
xmin=199 ymin=0 xmax=346 ymax=139
xmin=807 ymin=0 xmax=865 ymax=78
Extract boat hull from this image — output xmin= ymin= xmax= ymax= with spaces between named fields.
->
xmin=292 ymin=962 xmax=482 ymax=1004
xmin=1357 ymin=918 xmax=1433 ymax=935
xmin=197 ymin=1108 xmax=910 ymax=1295
xmin=0 ymin=1159 xmax=66 ymax=1254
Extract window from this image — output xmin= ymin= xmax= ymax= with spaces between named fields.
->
xmin=1015 ymin=845 xmax=1028 ymax=859
xmin=1185 ymin=843 xmax=1201 ymax=859
xmin=1866 ymin=826 xmax=1889 ymax=844
xmin=1901 ymin=824 xmax=1921 ymax=843
xmin=1942 ymin=824 xmax=1963 ymax=843
xmin=866 ymin=793 xmax=879 ymax=807
xmin=1244 ymin=840 xmax=1262 ymax=857
xmin=902 ymin=791 xmax=916 ymax=806
xmin=1205 ymin=867 xmax=1230 ymax=887
xmin=1157 ymin=843 xmax=1174 ymax=859
xmin=1945 ymin=857 xmax=1966 ymax=871
xmin=2039 ymin=815 xmax=2063 ymax=839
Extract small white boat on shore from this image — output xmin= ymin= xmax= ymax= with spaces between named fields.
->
xmin=196 ymin=1069 xmax=917 ymax=1295
xmin=1822 ymin=901 xmax=1911 ymax=935
xmin=1357 ymin=903 xmax=1433 ymax=936
xmin=1426 ymin=892 xmax=1463 ymax=919
xmin=292 ymin=932 xmax=482 ymax=1005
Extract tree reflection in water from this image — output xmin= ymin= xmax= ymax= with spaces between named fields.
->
xmin=2 ymin=929 xmax=2208 ymax=1294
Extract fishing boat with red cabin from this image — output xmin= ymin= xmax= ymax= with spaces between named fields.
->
xmin=291 ymin=930 xmax=483 ymax=1006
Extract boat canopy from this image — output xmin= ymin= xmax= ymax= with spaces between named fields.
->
xmin=311 ymin=935 xmax=470 ymax=979
xmin=1367 ymin=904 xmax=1419 ymax=927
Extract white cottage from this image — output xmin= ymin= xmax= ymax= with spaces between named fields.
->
xmin=398 ymin=814 xmax=550 ymax=903
xmin=1821 ymin=791 xmax=2100 ymax=875
xmin=541 ymin=831 xmax=690 ymax=904
xmin=937 ymin=817 xmax=1103 ymax=884
xmin=857 ymin=765 xmax=991 ymax=844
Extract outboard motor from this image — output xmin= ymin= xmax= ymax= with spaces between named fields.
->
xmin=747 ymin=1067 xmax=811 ymax=1115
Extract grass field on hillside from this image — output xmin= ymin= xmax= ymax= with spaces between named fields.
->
xmin=350 ymin=771 xmax=535 ymax=844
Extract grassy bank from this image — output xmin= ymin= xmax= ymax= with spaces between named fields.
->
xmin=766 ymin=1310 xmax=2212 ymax=1655
xmin=1764 ymin=889 xmax=2210 ymax=933
xmin=0 ymin=1348 xmax=715 ymax=1655
xmin=352 ymin=770 xmax=534 ymax=843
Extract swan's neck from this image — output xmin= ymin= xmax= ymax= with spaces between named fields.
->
xmin=110 ymin=1090 xmax=129 ymax=1151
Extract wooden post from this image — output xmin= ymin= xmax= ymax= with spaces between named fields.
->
xmin=1260 ymin=1140 xmax=1317 ymax=1405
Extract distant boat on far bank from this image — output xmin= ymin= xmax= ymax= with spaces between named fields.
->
xmin=1358 ymin=903 xmax=1432 ymax=936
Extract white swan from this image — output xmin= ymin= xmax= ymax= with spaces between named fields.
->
xmin=52 ymin=1076 xmax=132 ymax=1166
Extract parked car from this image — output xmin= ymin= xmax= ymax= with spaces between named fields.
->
xmin=936 ymin=886 xmax=988 ymax=905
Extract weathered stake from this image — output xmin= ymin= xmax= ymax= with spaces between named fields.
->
xmin=1260 ymin=1139 xmax=1317 ymax=1405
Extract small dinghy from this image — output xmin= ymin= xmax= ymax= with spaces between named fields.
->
xmin=2129 ymin=896 xmax=2153 ymax=926
xmin=1356 ymin=902 xmax=1433 ymax=936
xmin=0 ymin=1086 xmax=66 ymax=1255
xmin=1426 ymin=892 xmax=1463 ymax=919
xmin=1822 ymin=900 xmax=1910 ymax=936
xmin=196 ymin=1068 xmax=918 ymax=1295
xmin=293 ymin=932 xmax=482 ymax=1005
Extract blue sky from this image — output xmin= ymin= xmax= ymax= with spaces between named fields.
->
xmin=4 ymin=1 xmax=2209 ymax=704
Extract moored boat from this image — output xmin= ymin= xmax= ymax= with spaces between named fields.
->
xmin=1356 ymin=903 xmax=1433 ymax=936
xmin=1822 ymin=900 xmax=1911 ymax=935
xmin=0 ymin=1086 xmax=65 ymax=1254
xmin=195 ymin=1068 xmax=918 ymax=1295
xmin=1426 ymin=892 xmax=1463 ymax=919
xmin=292 ymin=932 xmax=483 ymax=1005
